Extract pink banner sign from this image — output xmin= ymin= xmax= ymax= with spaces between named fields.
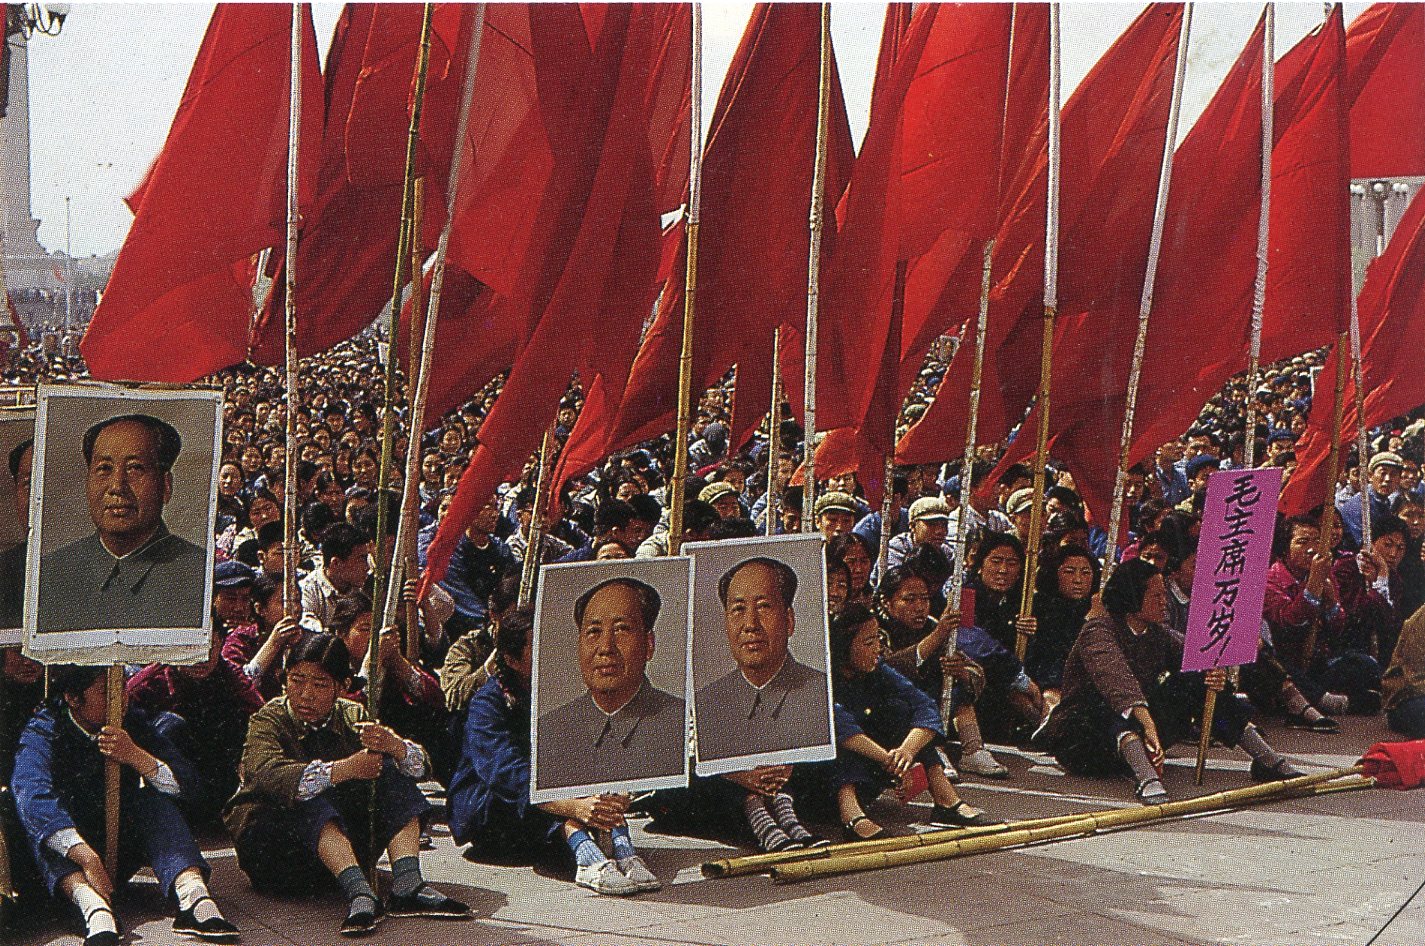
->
xmin=1182 ymin=467 xmax=1283 ymax=672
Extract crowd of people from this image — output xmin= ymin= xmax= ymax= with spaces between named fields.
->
xmin=3 ymin=331 xmax=1425 ymax=945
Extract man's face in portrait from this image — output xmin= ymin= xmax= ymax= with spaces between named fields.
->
xmin=86 ymin=420 xmax=171 ymax=555
xmin=722 ymin=561 xmax=795 ymax=685
xmin=14 ymin=442 xmax=31 ymax=522
xmin=577 ymin=581 xmax=654 ymax=712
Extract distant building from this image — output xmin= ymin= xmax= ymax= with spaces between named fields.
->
xmin=1 ymin=15 xmax=52 ymax=292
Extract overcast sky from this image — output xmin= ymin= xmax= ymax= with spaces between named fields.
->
xmin=27 ymin=2 xmax=1367 ymax=259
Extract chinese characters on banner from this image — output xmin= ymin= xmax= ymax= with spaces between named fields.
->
xmin=1182 ymin=467 xmax=1283 ymax=672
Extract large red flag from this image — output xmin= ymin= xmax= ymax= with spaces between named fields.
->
xmin=247 ymin=3 xmax=475 ymax=366
xmin=552 ymin=3 xmax=854 ymax=487
xmin=423 ymin=6 xmax=673 ymax=584
xmin=1346 ymin=2 xmax=1425 ymax=179
xmin=896 ymin=4 xmax=1185 ymax=466
xmin=81 ymin=5 xmax=322 ymax=382
xmin=814 ymin=3 xmax=1017 ymax=486
xmin=1285 ymin=187 xmax=1425 ymax=513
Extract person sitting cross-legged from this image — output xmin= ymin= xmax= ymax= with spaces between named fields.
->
xmin=223 ymin=635 xmax=468 ymax=937
xmin=12 ymin=665 xmax=238 ymax=945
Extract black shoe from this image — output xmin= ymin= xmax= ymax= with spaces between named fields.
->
xmin=339 ymin=899 xmax=383 ymax=938
xmin=386 ymin=885 xmax=471 ymax=919
xmin=927 ymin=802 xmax=1003 ymax=829
xmin=1250 ymin=758 xmax=1302 ymax=782
xmin=174 ymin=903 xmax=241 ymax=942
xmin=84 ymin=933 xmax=120 ymax=946
xmin=1286 ymin=712 xmax=1340 ymax=733
xmin=842 ymin=815 xmax=887 ymax=841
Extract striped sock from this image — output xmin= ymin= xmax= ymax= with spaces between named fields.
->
xmin=769 ymin=793 xmax=813 ymax=842
xmin=743 ymin=795 xmax=792 ymax=851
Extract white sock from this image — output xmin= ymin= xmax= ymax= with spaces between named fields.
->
xmin=173 ymin=871 xmax=222 ymax=923
xmin=71 ymin=882 xmax=118 ymax=938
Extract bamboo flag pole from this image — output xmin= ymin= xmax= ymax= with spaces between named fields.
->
xmin=281 ymin=1 xmax=304 ymax=619
xmin=518 ymin=427 xmax=556 ymax=609
xmin=1104 ymin=6 xmax=1193 ymax=582
xmin=380 ymin=4 xmax=486 ymax=643
xmin=773 ymin=764 xmax=1364 ymax=883
xmin=877 ymin=261 xmax=909 ymax=576
xmin=370 ymin=3 xmax=435 ymax=712
xmin=1305 ymin=329 xmax=1350 ymax=668
xmin=1016 ymin=3 xmax=1062 ymax=661
xmin=366 ymin=2 xmax=433 ymax=881
xmin=800 ymin=2 xmax=833 ymax=534
xmin=669 ymin=4 xmax=704 ymax=557
xmin=401 ymin=181 xmax=425 ymax=662
xmin=1350 ymin=290 xmax=1371 ymax=551
xmin=103 ymin=664 xmax=123 ymax=872
xmin=1242 ymin=5 xmax=1274 ymax=471
xmin=766 ymin=329 xmax=783 ymax=537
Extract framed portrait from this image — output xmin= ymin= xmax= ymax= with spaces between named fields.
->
xmin=0 ymin=410 xmax=35 ymax=646
xmin=685 ymin=533 xmax=835 ymax=776
xmin=530 ymin=557 xmax=692 ymax=803
xmin=23 ymin=384 xmax=223 ymax=666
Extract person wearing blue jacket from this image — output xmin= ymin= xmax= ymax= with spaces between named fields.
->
xmin=829 ymin=604 xmax=1000 ymax=841
xmin=447 ymin=608 xmax=660 ymax=898
xmin=11 ymin=664 xmax=237 ymax=945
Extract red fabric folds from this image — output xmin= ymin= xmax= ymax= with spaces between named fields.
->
xmin=552 ymin=3 xmax=854 ymax=488
xmin=897 ymin=5 xmax=1184 ymax=467
xmin=1346 ymin=3 xmax=1425 ymax=179
xmin=82 ymin=5 xmax=322 ymax=382
xmin=814 ymin=3 xmax=1016 ymax=489
xmin=423 ymin=6 xmax=679 ymax=584
xmin=1359 ymin=739 xmax=1425 ymax=790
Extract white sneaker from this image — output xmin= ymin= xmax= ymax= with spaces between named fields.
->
xmin=617 ymin=855 xmax=662 ymax=893
xmin=575 ymin=859 xmax=640 ymax=896
xmin=959 ymin=748 xmax=1010 ymax=779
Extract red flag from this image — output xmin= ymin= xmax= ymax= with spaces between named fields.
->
xmin=1284 ymin=187 xmax=1425 ymax=514
xmin=1346 ymin=3 xmax=1425 ymax=179
xmin=248 ymin=3 xmax=477 ymax=366
xmin=423 ymin=6 xmax=673 ymax=584
xmin=81 ymin=5 xmax=322 ymax=382
xmin=815 ymin=3 xmax=1016 ymax=488
xmin=552 ymin=3 xmax=854 ymax=486
xmin=897 ymin=5 xmax=1184 ymax=466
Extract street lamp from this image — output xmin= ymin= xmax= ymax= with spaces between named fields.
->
xmin=16 ymin=4 xmax=68 ymax=37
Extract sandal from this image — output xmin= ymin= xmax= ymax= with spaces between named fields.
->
xmin=1134 ymin=777 xmax=1168 ymax=804
xmin=842 ymin=815 xmax=887 ymax=842
xmin=1285 ymin=712 xmax=1340 ymax=733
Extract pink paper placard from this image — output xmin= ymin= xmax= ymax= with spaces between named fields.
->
xmin=1182 ymin=467 xmax=1283 ymax=672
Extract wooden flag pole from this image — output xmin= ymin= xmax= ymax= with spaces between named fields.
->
xmin=401 ymin=181 xmax=425 ymax=662
xmin=1350 ymin=291 xmax=1371 ymax=551
xmin=518 ymin=426 xmax=556 ymax=609
xmin=1305 ymin=330 xmax=1351 ymax=667
xmin=369 ymin=2 xmax=434 ymax=719
xmin=1242 ymin=5 xmax=1273 ymax=471
xmin=766 ymin=328 xmax=782 ymax=537
xmin=1104 ymin=6 xmax=1193 ymax=582
xmin=877 ymin=261 xmax=909 ymax=577
xmin=669 ymin=4 xmax=704 ymax=557
xmin=381 ymin=4 xmax=486 ymax=645
xmin=800 ymin=2 xmax=832 ymax=533
xmin=103 ymin=664 xmax=123 ymax=872
xmin=367 ymin=2 xmax=433 ymax=881
xmin=1016 ymin=3 xmax=1062 ymax=661
xmin=281 ymin=1 xmax=304 ymax=618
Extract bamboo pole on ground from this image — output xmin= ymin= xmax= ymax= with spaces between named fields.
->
xmin=668 ymin=6 xmax=703 ymax=557
xmin=518 ymin=427 xmax=556 ymax=609
xmin=103 ymin=664 xmax=123 ymax=872
xmin=1015 ymin=3 xmax=1062 ymax=661
xmin=1103 ymin=6 xmax=1193 ymax=582
xmin=281 ymin=2 xmax=304 ymax=618
xmin=766 ymin=329 xmax=782 ymax=537
xmin=772 ymin=765 xmax=1364 ymax=883
xmin=799 ymin=3 xmax=832 ymax=533
xmin=380 ymin=4 xmax=486 ymax=640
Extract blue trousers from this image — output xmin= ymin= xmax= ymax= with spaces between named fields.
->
xmin=1388 ymin=695 xmax=1425 ymax=739
xmin=34 ymin=786 xmax=206 ymax=897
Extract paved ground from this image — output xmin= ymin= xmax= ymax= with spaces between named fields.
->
xmin=10 ymin=715 xmax=1424 ymax=946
